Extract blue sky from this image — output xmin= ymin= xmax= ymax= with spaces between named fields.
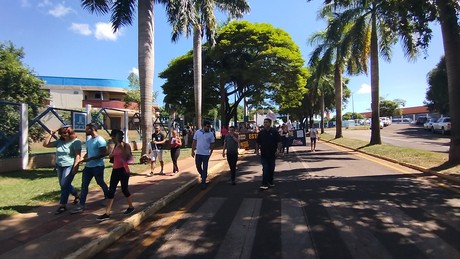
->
xmin=0 ymin=0 xmax=445 ymax=115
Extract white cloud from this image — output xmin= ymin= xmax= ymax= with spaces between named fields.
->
xmin=130 ymin=68 xmax=139 ymax=76
xmin=94 ymin=22 xmax=121 ymax=41
xmin=357 ymin=83 xmax=371 ymax=94
xmin=48 ymin=3 xmax=72 ymax=17
xmin=70 ymin=23 xmax=92 ymax=36
xmin=38 ymin=0 xmax=52 ymax=7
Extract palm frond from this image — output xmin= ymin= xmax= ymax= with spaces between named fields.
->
xmin=80 ymin=0 xmax=110 ymax=15
xmin=111 ymin=0 xmax=136 ymax=31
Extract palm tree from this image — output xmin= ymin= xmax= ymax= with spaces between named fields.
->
xmin=81 ymin=0 xmax=162 ymax=155
xmin=164 ymin=0 xmax=250 ymax=129
xmin=309 ymin=12 xmax=364 ymax=139
xmin=323 ymin=1 xmax=421 ymax=145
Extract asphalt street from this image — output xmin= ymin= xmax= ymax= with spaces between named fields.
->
xmin=98 ymin=142 xmax=460 ymax=259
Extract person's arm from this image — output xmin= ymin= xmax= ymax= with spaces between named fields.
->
xmin=43 ymin=130 xmax=58 ymax=148
xmin=191 ymin=139 xmax=197 ymax=158
xmin=81 ymin=146 xmax=107 ymax=163
xmin=71 ymin=141 xmax=82 ymax=174
xmin=123 ymin=142 xmax=132 ymax=160
xmin=222 ymin=137 xmax=227 ymax=157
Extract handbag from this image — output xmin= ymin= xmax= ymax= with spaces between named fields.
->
xmin=126 ymin=155 xmax=135 ymax=165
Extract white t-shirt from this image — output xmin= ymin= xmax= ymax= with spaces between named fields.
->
xmin=310 ymin=128 xmax=318 ymax=138
xmin=193 ymin=129 xmax=215 ymax=155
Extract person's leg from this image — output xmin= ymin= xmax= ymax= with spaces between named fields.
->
xmin=149 ymin=153 xmax=157 ymax=176
xmin=59 ymin=166 xmax=75 ymax=206
xmin=201 ymin=154 xmax=210 ymax=183
xmin=227 ymin=153 xmax=237 ymax=182
xmin=268 ymin=157 xmax=276 ymax=186
xmin=72 ymin=166 xmax=92 ymax=213
xmin=159 ymin=150 xmax=164 ymax=174
xmin=312 ymin=138 xmax=317 ymax=151
xmin=94 ymin=166 xmax=109 ymax=199
xmin=260 ymin=156 xmax=269 ymax=187
xmin=310 ymin=138 xmax=314 ymax=151
xmin=119 ymin=169 xmax=134 ymax=212
xmin=195 ymin=154 xmax=204 ymax=179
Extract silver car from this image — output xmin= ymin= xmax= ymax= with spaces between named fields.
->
xmin=423 ymin=118 xmax=435 ymax=130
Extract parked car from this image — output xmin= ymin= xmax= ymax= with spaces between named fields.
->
xmin=431 ymin=117 xmax=451 ymax=135
xmin=380 ymin=117 xmax=391 ymax=127
xmin=415 ymin=116 xmax=428 ymax=125
xmin=423 ymin=118 xmax=436 ymax=130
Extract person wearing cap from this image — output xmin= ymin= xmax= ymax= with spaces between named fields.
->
xmin=71 ymin=123 xmax=109 ymax=214
xmin=191 ymin=121 xmax=215 ymax=190
xmin=43 ymin=126 xmax=82 ymax=215
xmin=256 ymin=118 xmax=282 ymax=190
xmin=96 ymin=129 xmax=134 ymax=221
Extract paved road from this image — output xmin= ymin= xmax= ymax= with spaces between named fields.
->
xmin=324 ymin=123 xmax=450 ymax=153
xmin=98 ymin=143 xmax=460 ymax=259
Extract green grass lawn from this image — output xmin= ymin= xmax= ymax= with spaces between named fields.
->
xmin=0 ymin=148 xmax=192 ymax=220
xmin=320 ymin=133 xmax=460 ymax=175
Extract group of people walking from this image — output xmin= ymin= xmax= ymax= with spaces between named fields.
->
xmin=44 ymin=123 xmax=135 ymax=222
xmin=44 ymin=119 xmax=320 ymax=221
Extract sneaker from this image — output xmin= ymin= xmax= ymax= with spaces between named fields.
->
xmin=259 ymin=185 xmax=269 ymax=190
xmin=96 ymin=213 xmax=110 ymax=222
xmin=159 ymin=170 xmax=165 ymax=175
xmin=124 ymin=207 xmax=135 ymax=215
xmin=200 ymin=182 xmax=207 ymax=190
xmin=268 ymin=183 xmax=275 ymax=188
xmin=54 ymin=206 xmax=67 ymax=215
xmin=70 ymin=205 xmax=85 ymax=214
xmin=147 ymin=172 xmax=153 ymax=177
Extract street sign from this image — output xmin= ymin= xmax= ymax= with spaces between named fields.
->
xmin=73 ymin=112 xmax=87 ymax=132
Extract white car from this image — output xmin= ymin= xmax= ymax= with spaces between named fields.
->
xmin=423 ymin=118 xmax=435 ymax=130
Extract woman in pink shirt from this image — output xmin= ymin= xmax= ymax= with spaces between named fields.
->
xmin=97 ymin=129 xmax=134 ymax=221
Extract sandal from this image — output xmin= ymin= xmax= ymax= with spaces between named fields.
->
xmin=73 ymin=195 xmax=80 ymax=205
xmin=54 ymin=206 xmax=67 ymax=215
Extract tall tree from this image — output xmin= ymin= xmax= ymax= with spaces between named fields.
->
xmin=309 ymin=12 xmax=364 ymax=138
xmin=319 ymin=1 xmax=422 ymax=144
xmin=81 ymin=0 xmax=157 ymax=155
xmin=0 ymin=41 xmax=49 ymax=157
xmin=164 ymin=0 xmax=250 ymax=129
xmin=425 ymin=56 xmax=449 ymax=115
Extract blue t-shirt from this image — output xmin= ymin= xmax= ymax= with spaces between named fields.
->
xmin=55 ymin=139 xmax=82 ymax=167
xmin=85 ymin=135 xmax=106 ymax=167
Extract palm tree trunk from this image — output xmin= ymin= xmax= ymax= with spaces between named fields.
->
xmin=320 ymin=89 xmax=325 ymax=134
xmin=437 ymin=0 xmax=460 ymax=163
xmin=138 ymin=0 xmax=154 ymax=155
xmin=193 ymin=25 xmax=202 ymax=129
xmin=334 ymin=61 xmax=343 ymax=138
xmin=369 ymin=13 xmax=381 ymax=145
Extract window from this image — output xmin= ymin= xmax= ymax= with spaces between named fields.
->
xmin=95 ymin=93 xmax=101 ymax=99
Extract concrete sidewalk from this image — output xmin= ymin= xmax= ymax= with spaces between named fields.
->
xmin=0 ymin=151 xmax=228 ymax=259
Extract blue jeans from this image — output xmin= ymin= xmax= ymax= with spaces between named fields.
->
xmin=56 ymin=165 xmax=77 ymax=205
xmin=261 ymin=156 xmax=276 ymax=186
xmin=80 ymin=166 xmax=109 ymax=206
xmin=195 ymin=154 xmax=210 ymax=184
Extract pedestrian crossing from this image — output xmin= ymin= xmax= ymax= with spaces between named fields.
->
xmin=150 ymin=195 xmax=460 ymax=259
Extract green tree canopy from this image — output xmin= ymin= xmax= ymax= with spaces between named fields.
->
xmin=161 ymin=21 xmax=310 ymax=126
xmin=425 ymin=56 xmax=449 ymax=115
xmin=0 ymin=41 xmax=49 ymax=157
xmin=379 ymin=97 xmax=406 ymax=117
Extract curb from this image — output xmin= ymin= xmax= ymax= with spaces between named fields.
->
xmin=65 ymin=159 xmax=227 ymax=259
xmin=322 ymin=139 xmax=460 ymax=185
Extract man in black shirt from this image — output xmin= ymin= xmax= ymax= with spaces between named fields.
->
xmin=256 ymin=118 xmax=281 ymax=190
xmin=147 ymin=126 xmax=166 ymax=176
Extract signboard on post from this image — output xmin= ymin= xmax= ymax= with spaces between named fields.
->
xmin=73 ymin=112 xmax=87 ymax=132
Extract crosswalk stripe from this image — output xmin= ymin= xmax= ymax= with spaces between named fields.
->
xmin=215 ymin=198 xmax=262 ymax=259
xmin=374 ymin=200 xmax=460 ymax=259
xmin=281 ymin=198 xmax=317 ymax=259
xmin=154 ymin=197 xmax=226 ymax=258
xmin=324 ymin=200 xmax=393 ymax=259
